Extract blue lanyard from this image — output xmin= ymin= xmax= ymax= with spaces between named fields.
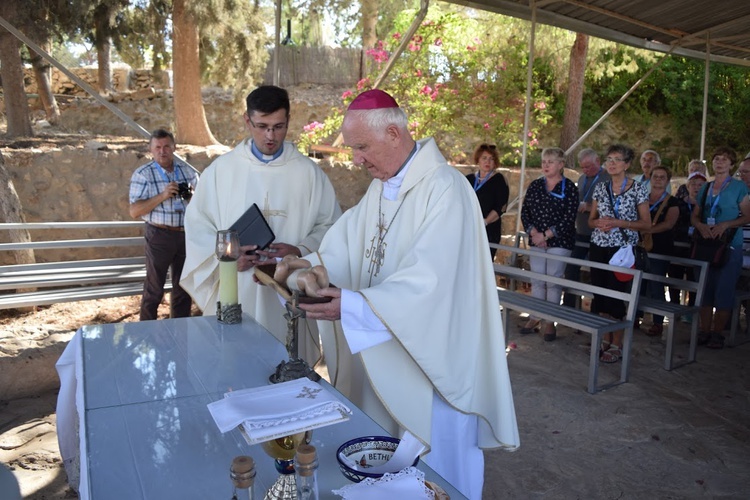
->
xmin=649 ymin=191 xmax=667 ymax=212
xmin=581 ymin=169 xmax=602 ymax=201
xmin=608 ymin=178 xmax=628 ymax=218
xmin=473 ymin=172 xmax=493 ymax=191
xmin=707 ymin=177 xmax=731 ymax=217
xmin=155 ymin=162 xmax=185 ymax=185
xmin=546 ymin=177 xmax=566 ymax=199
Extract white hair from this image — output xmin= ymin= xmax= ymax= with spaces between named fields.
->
xmin=345 ymin=107 xmax=409 ymax=138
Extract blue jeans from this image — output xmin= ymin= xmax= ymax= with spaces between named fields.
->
xmin=703 ymin=245 xmax=743 ymax=310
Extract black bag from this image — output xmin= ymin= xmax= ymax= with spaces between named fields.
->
xmin=690 ymin=229 xmax=737 ymax=268
xmin=633 ymin=244 xmax=651 ymax=273
xmin=689 ymin=182 xmax=738 ymax=268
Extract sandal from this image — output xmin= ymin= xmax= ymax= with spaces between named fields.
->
xmin=646 ymin=324 xmax=663 ymax=337
xmin=580 ymin=340 xmax=610 ymax=355
xmin=600 ymin=345 xmax=622 ymax=364
xmin=706 ymin=333 xmax=725 ymax=349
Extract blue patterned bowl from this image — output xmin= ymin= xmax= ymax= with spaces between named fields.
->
xmin=336 ymin=436 xmax=420 ymax=483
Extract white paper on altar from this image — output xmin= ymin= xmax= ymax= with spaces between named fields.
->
xmin=207 ymin=378 xmax=351 ymax=444
xmin=332 ymin=467 xmax=435 ymax=499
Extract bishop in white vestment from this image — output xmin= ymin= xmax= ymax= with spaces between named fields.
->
xmin=298 ymin=90 xmax=519 ymax=500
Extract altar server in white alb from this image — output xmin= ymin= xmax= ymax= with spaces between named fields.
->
xmin=296 ymin=89 xmax=519 ymax=499
xmin=181 ymin=85 xmax=341 ymax=356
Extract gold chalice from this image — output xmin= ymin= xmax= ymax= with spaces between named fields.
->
xmin=260 ymin=431 xmax=313 ymax=499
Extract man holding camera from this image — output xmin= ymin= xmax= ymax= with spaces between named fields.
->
xmin=129 ymin=129 xmax=199 ymax=321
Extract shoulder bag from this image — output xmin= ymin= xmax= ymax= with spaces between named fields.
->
xmin=640 ymin=193 xmax=670 ymax=252
xmin=689 ymin=182 xmax=738 ymax=268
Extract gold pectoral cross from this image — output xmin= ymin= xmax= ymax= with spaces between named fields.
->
xmin=262 ymin=193 xmax=287 ymax=219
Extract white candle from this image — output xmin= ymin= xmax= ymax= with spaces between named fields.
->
xmin=219 ymin=259 xmax=238 ymax=305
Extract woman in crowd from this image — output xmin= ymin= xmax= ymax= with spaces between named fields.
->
xmin=639 ymin=165 xmax=680 ymax=336
xmin=668 ymin=171 xmax=707 ymax=311
xmin=466 ymin=143 xmax=509 ymax=259
xmin=520 ymin=147 xmax=578 ymax=341
xmin=675 ymin=159 xmax=707 ymax=199
xmin=691 ymin=147 xmax=750 ymax=349
xmin=588 ymin=144 xmax=650 ymax=362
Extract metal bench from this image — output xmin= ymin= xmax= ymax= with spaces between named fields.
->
xmin=0 ymin=222 xmax=160 ymax=310
xmin=636 ymin=253 xmax=708 ymax=370
xmin=491 ymin=243 xmax=643 ymax=394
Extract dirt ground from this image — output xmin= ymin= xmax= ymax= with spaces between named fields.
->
xmin=1 ymin=299 xmax=749 ymax=499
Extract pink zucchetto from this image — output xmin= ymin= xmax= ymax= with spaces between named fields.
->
xmin=347 ymin=89 xmax=399 ymax=110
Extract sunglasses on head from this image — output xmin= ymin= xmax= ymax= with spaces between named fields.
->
xmin=480 ymin=144 xmax=497 ymax=150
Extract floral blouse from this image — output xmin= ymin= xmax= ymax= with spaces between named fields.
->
xmin=591 ymin=180 xmax=649 ymax=248
xmin=521 ymin=176 xmax=579 ymax=250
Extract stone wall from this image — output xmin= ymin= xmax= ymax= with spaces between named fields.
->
xmin=0 ymin=143 xmax=372 ymax=265
xmin=23 ymin=66 xmax=170 ymax=95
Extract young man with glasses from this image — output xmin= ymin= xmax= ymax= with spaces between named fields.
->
xmin=181 ymin=85 xmax=341 ymax=361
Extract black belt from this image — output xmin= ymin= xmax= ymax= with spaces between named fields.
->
xmin=149 ymin=223 xmax=184 ymax=232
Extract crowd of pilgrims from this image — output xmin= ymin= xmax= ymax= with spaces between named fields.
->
xmin=468 ymin=143 xmax=750 ymax=358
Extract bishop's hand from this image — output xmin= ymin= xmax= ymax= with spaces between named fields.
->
xmin=298 ymin=288 xmax=342 ymax=321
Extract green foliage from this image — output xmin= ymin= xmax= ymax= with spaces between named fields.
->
xmin=297 ymin=5 xmax=561 ymax=165
xmin=579 ymin=47 xmax=750 ymax=163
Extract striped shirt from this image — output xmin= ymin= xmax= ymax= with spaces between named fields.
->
xmin=129 ymin=159 xmax=199 ymax=227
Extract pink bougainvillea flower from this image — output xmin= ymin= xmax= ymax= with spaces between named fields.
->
xmin=434 ymin=38 xmax=443 ymax=46
xmin=415 ymin=69 xmax=422 ymax=77
xmin=483 ymin=123 xmax=490 ymax=130
xmin=393 ymin=32 xmax=401 ymax=40
xmin=534 ymin=101 xmax=547 ymax=110
xmin=419 ymin=85 xmax=432 ymax=95
xmin=466 ymin=45 xmax=477 ymax=52
xmin=341 ymin=90 xmax=353 ymax=100
xmin=356 ymin=78 xmax=370 ymax=90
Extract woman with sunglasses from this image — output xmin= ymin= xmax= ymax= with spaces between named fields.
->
xmin=520 ymin=147 xmax=579 ymax=340
xmin=467 ymin=143 xmax=509 ymax=259
xmin=589 ymin=144 xmax=650 ymax=363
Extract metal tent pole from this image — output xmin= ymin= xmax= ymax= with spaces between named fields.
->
xmin=700 ymin=34 xmax=710 ymax=161
xmin=514 ymin=0 xmax=537 ymax=240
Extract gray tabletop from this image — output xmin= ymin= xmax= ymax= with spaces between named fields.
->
xmin=77 ymin=314 xmax=463 ymax=499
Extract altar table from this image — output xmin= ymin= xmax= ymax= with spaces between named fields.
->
xmin=56 ymin=314 xmax=464 ymax=499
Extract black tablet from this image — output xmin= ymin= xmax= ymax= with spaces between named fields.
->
xmin=228 ymin=203 xmax=275 ymax=250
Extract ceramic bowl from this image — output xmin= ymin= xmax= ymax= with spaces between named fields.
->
xmin=336 ymin=436 xmax=419 ymax=483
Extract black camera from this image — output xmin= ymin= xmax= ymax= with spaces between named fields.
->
xmin=177 ymin=182 xmax=193 ymax=201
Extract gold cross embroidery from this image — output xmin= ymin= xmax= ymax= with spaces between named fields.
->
xmin=262 ymin=193 xmax=287 ymax=219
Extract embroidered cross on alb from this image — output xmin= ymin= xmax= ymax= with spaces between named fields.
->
xmin=296 ymin=386 xmax=322 ymax=399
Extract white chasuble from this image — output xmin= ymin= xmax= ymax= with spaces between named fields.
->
xmin=307 ymin=138 xmax=519 ymax=462
xmin=180 ymin=139 xmax=341 ymax=363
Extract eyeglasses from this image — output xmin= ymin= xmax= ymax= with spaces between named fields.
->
xmin=249 ymin=119 xmax=288 ymax=133
xmin=605 ymin=157 xmax=626 ymax=164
